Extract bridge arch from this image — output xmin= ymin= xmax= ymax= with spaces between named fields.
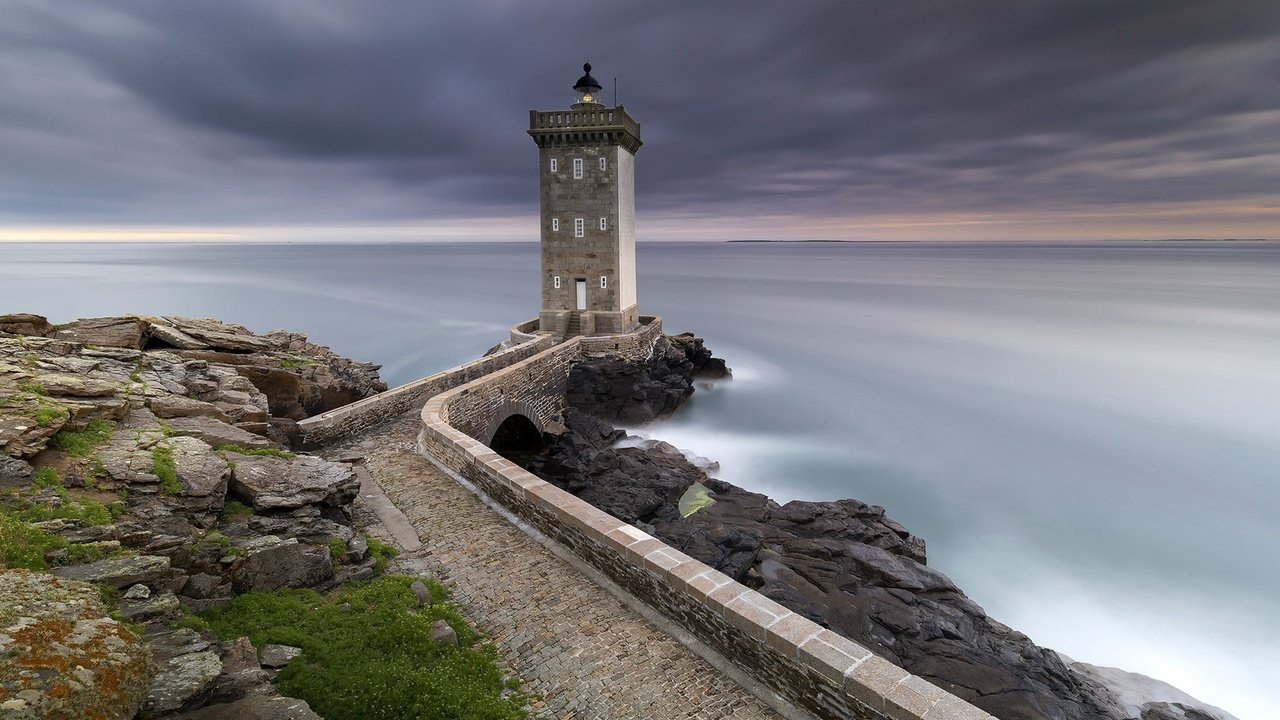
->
xmin=484 ymin=399 xmax=550 ymax=465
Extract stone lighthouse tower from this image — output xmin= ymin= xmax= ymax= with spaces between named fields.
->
xmin=528 ymin=64 xmax=642 ymax=336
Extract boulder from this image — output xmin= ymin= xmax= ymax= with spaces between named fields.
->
xmin=150 ymin=395 xmax=232 ymax=422
xmin=140 ymin=650 xmax=223 ymax=718
xmin=259 ymin=644 xmax=303 ymax=668
xmin=208 ymin=637 xmax=269 ymax=703
xmin=0 ymin=313 xmax=53 ymax=337
xmin=169 ymin=435 xmax=232 ymax=501
xmin=172 ymin=691 xmax=321 ymax=720
xmin=51 ymin=316 xmax=148 ymax=349
xmin=228 ymin=453 xmax=359 ymax=511
xmin=51 ymin=554 xmax=171 ymax=588
xmin=163 ymin=317 xmax=278 ymax=353
xmin=166 ymin=415 xmax=274 ymax=450
xmin=0 ymin=569 xmax=152 ymax=720
xmin=410 ymin=580 xmax=433 ymax=607
xmin=0 ymin=454 xmax=33 ymax=486
xmin=430 ymin=619 xmax=458 ymax=647
xmin=230 ymin=536 xmax=333 ymax=593
xmin=147 ymin=323 xmax=210 ymax=350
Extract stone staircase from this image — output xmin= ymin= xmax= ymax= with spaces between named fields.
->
xmin=563 ymin=312 xmax=581 ymax=338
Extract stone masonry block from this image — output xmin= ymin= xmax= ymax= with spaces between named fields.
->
xmin=798 ymin=630 xmax=874 ymax=686
xmin=844 ymin=655 xmax=910 ymax=715
xmin=684 ymin=569 xmax=735 ymax=603
xmin=603 ymin=526 xmax=646 ymax=553
xmin=766 ymin=612 xmax=822 ymax=658
xmin=921 ymin=693 xmax=995 ymax=720
xmin=887 ymin=675 xmax=949 ymax=720
xmin=641 ymin=546 xmax=688 ymax=575
xmin=722 ymin=592 xmax=790 ymax=642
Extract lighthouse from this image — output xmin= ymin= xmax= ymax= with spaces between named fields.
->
xmin=528 ymin=64 xmax=642 ymax=337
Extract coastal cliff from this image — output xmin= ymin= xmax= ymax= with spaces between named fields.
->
xmin=521 ymin=334 xmax=1235 ymax=720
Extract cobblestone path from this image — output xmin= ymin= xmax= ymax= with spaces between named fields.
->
xmin=327 ymin=411 xmax=784 ymax=720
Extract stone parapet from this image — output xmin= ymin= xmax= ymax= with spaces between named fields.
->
xmin=417 ymin=322 xmax=992 ymax=720
xmin=297 ymin=333 xmax=556 ymax=447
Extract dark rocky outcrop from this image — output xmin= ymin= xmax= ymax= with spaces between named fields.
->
xmin=525 ymin=333 xmax=1232 ymax=720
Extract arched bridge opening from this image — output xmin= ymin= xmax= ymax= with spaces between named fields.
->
xmin=489 ymin=413 xmax=547 ymax=467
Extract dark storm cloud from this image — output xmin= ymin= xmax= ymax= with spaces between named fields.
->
xmin=1 ymin=0 xmax=1277 ymax=232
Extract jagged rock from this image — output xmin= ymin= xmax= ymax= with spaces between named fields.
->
xmin=230 ymin=536 xmax=333 ymax=593
xmin=140 ymin=650 xmax=223 ymax=718
xmin=410 ymin=580 xmax=433 ymax=607
xmin=51 ymin=316 xmax=148 ymax=348
xmin=0 ymin=313 xmax=53 ymax=336
xmin=0 ymin=569 xmax=152 ymax=720
xmin=430 ymin=619 xmax=458 ymax=647
xmin=168 ymin=435 xmax=232 ymax=501
xmin=171 ymin=691 xmax=322 ymax=720
xmin=208 ymin=637 xmax=269 ymax=703
xmin=119 ymin=591 xmax=181 ymax=622
xmin=150 ymin=395 xmax=232 ymax=422
xmin=166 ymin=415 xmax=275 ymax=450
xmin=163 ymin=317 xmax=279 ymax=353
xmin=1069 ymin=660 xmax=1239 ymax=720
xmin=0 ymin=454 xmax=33 ymax=486
xmin=124 ymin=583 xmax=151 ymax=600
xmin=0 ymin=403 xmax=68 ymax=458
xmin=259 ymin=644 xmax=303 ymax=668
xmin=182 ymin=572 xmax=224 ymax=600
xmin=147 ymin=323 xmax=210 ymax=350
xmin=35 ymin=372 xmax=119 ymax=397
xmin=228 ymin=453 xmax=359 ymax=511
xmin=51 ymin=554 xmax=171 ymax=588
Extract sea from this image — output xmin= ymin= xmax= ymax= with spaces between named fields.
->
xmin=2 ymin=240 xmax=1275 ymax=719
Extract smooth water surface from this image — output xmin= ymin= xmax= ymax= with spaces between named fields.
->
xmin=2 ymin=241 xmax=1275 ymax=719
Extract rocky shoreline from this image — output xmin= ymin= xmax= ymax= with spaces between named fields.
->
xmin=0 ymin=313 xmax=395 ymax=719
xmin=522 ymin=334 xmax=1235 ymax=720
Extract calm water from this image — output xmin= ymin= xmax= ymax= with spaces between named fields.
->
xmin=2 ymin=241 xmax=1276 ymax=718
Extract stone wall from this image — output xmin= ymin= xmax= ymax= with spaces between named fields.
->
xmin=417 ymin=324 xmax=993 ymax=720
xmin=297 ymin=333 xmax=556 ymax=447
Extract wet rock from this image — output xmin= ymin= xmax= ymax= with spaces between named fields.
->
xmin=51 ymin=554 xmax=171 ymax=588
xmin=259 ymin=644 xmax=303 ymax=668
xmin=51 ymin=316 xmax=148 ymax=349
xmin=228 ymin=453 xmax=359 ymax=511
xmin=230 ymin=536 xmax=333 ymax=593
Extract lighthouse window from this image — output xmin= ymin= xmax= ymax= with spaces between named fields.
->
xmin=554 ymin=276 xmax=561 ymax=289
xmin=599 ymin=157 xmax=607 ymax=171
xmin=599 ymin=217 xmax=607 ymax=231
xmin=573 ymin=158 xmax=583 ymax=179
xmin=549 ymin=158 xmax=558 ymax=172
xmin=600 ymin=276 xmax=608 ymax=289
xmin=574 ymin=218 xmax=584 ymax=237
xmin=552 ymin=218 xmax=559 ymax=231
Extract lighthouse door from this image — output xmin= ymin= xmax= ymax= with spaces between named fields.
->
xmin=575 ymin=280 xmax=587 ymax=310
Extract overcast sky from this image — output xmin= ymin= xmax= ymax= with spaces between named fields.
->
xmin=2 ymin=0 xmax=1277 ymax=241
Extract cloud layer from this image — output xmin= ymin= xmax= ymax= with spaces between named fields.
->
xmin=2 ymin=0 xmax=1278 ymax=239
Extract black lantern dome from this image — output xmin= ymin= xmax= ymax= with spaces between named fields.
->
xmin=572 ymin=63 xmax=603 ymax=105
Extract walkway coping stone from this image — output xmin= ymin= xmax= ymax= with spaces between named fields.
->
xmin=641 ymin=547 xmax=688 ymax=575
xmin=799 ymin=630 xmax=873 ymax=686
xmin=765 ymin=612 xmax=820 ymax=658
xmin=623 ymin=538 xmax=668 ymax=564
xmin=603 ymin=526 xmax=647 ymax=552
xmin=669 ymin=558 xmax=711 ymax=584
xmin=887 ymin=675 xmax=948 ymax=720
xmin=685 ymin=569 xmax=735 ymax=603
xmin=723 ymin=593 xmax=791 ymax=642
xmin=921 ymin=693 xmax=994 ymax=720
xmin=707 ymin=580 xmax=749 ymax=609
xmin=844 ymin=655 xmax=910 ymax=713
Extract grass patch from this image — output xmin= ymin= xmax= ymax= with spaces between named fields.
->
xmin=2 ymin=484 xmax=122 ymax=527
xmin=279 ymin=355 xmax=317 ymax=369
xmin=365 ymin=535 xmax=397 ymax=576
xmin=151 ymin=446 xmax=181 ymax=495
xmin=220 ymin=500 xmax=254 ymax=522
xmin=328 ymin=537 xmax=347 ymax=563
xmin=16 ymin=381 xmax=46 ymax=396
xmin=31 ymin=403 xmax=69 ymax=428
xmin=197 ymin=576 xmax=525 ymax=720
xmin=33 ymin=466 xmax=60 ymax=488
xmin=214 ymin=444 xmax=295 ymax=459
xmin=0 ymin=512 xmax=67 ymax=570
xmin=49 ymin=419 xmax=115 ymax=456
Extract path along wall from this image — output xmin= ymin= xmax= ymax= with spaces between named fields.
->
xmin=418 ymin=322 xmax=993 ymax=720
